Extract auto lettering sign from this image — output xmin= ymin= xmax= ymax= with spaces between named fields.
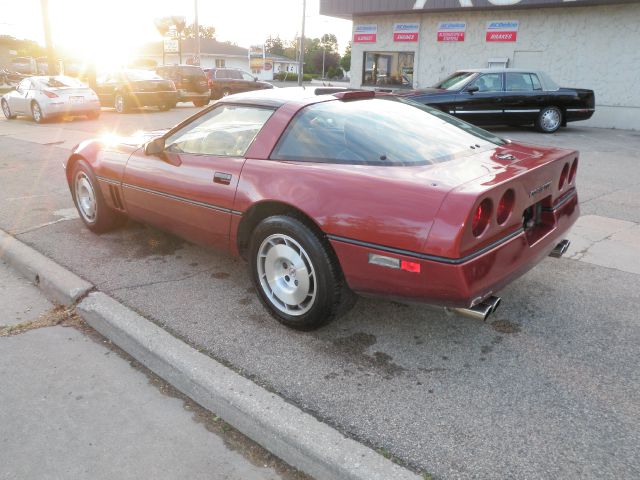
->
xmin=486 ymin=20 xmax=520 ymax=42
xmin=393 ymin=23 xmax=420 ymax=42
xmin=437 ymin=21 xmax=467 ymax=42
xmin=354 ymin=24 xmax=378 ymax=43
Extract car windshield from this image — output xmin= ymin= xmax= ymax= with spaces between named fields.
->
xmin=271 ymin=97 xmax=506 ymax=166
xmin=433 ymin=72 xmax=476 ymax=90
xmin=35 ymin=76 xmax=86 ymax=88
xmin=125 ymin=70 xmax=163 ymax=81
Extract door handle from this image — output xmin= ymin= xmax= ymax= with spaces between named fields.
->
xmin=213 ymin=172 xmax=232 ymax=185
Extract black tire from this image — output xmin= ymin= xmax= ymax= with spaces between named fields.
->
xmin=159 ymin=103 xmax=172 ymax=111
xmin=222 ymin=88 xmax=231 ymax=98
xmin=70 ymin=159 xmax=125 ymax=233
xmin=114 ymin=93 xmax=128 ymax=113
xmin=86 ymin=110 xmax=100 ymax=120
xmin=535 ymin=106 xmax=563 ymax=133
xmin=249 ymin=215 xmax=356 ymax=330
xmin=193 ymin=99 xmax=209 ymax=107
xmin=31 ymin=101 xmax=44 ymax=123
xmin=1 ymin=99 xmax=16 ymax=119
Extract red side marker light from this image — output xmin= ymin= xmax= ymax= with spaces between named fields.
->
xmin=401 ymin=260 xmax=421 ymax=273
xmin=43 ymin=90 xmax=58 ymax=98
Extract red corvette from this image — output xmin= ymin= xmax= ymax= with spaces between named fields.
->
xmin=64 ymin=88 xmax=579 ymax=330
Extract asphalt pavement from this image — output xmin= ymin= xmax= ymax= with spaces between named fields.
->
xmin=0 ymin=259 xmax=308 ymax=480
xmin=1 ymin=107 xmax=639 ymax=479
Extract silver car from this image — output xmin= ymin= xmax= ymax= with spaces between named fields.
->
xmin=1 ymin=75 xmax=101 ymax=123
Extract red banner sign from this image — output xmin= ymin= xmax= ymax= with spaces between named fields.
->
xmin=393 ymin=23 xmax=420 ymax=42
xmin=486 ymin=20 xmax=519 ymax=42
xmin=354 ymin=24 xmax=378 ymax=43
xmin=437 ymin=22 xmax=466 ymax=42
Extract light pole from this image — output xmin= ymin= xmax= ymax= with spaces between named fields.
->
xmin=194 ymin=0 xmax=200 ymax=65
xmin=40 ymin=0 xmax=56 ymax=75
xmin=298 ymin=0 xmax=306 ymax=86
xmin=322 ymin=46 xmax=326 ymax=79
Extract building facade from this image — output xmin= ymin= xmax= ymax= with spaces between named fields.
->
xmin=321 ymin=0 xmax=640 ymax=130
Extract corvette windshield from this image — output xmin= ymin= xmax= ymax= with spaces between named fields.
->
xmin=271 ymin=97 xmax=505 ymax=166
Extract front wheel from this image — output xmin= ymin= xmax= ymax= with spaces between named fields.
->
xmin=2 ymin=99 xmax=16 ymax=119
xmin=71 ymin=160 xmax=124 ymax=233
xmin=535 ymin=106 xmax=562 ymax=133
xmin=114 ymin=93 xmax=128 ymax=113
xmin=249 ymin=215 xmax=356 ymax=330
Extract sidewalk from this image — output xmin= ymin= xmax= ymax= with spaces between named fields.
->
xmin=0 ymin=260 xmax=304 ymax=480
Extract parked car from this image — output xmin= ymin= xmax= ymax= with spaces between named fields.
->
xmin=95 ymin=69 xmax=177 ymax=113
xmin=2 ymin=75 xmax=101 ymax=122
xmin=10 ymin=56 xmax=36 ymax=75
xmin=63 ymin=88 xmax=579 ymax=330
xmin=155 ymin=65 xmax=210 ymax=107
xmin=401 ymin=69 xmax=595 ymax=133
xmin=203 ymin=68 xmax=273 ymax=99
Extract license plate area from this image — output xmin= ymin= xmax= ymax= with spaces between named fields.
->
xmin=70 ymin=96 xmax=84 ymax=103
xmin=523 ymin=195 xmax=554 ymax=245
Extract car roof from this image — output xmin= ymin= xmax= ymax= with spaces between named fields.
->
xmin=457 ymin=68 xmax=543 ymax=75
xmin=218 ymin=86 xmax=350 ymax=108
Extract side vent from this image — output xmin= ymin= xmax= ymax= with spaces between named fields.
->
xmin=108 ymin=185 xmax=124 ymax=210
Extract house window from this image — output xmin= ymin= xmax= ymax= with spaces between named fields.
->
xmin=215 ymin=59 xmax=225 ymax=68
xmin=362 ymin=52 xmax=414 ymax=88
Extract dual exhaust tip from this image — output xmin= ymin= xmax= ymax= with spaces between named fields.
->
xmin=449 ymin=296 xmax=502 ymax=322
xmin=549 ymin=239 xmax=571 ymax=258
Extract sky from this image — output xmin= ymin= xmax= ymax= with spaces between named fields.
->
xmin=0 ymin=0 xmax=353 ymax=65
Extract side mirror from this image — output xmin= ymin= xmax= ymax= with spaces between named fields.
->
xmin=144 ymin=137 xmax=165 ymax=156
xmin=466 ymin=85 xmax=479 ymax=94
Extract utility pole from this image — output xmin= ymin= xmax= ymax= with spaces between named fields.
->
xmin=298 ymin=0 xmax=306 ymax=86
xmin=40 ymin=0 xmax=56 ymax=75
xmin=194 ymin=0 xmax=200 ymax=65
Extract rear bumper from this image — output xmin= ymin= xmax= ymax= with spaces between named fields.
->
xmin=176 ymin=90 xmax=210 ymax=102
xmin=43 ymin=100 xmax=101 ymax=117
xmin=330 ymin=191 xmax=579 ymax=308
xmin=565 ymin=108 xmax=595 ymax=122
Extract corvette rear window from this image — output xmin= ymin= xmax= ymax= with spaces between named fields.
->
xmin=271 ymin=97 xmax=506 ymax=166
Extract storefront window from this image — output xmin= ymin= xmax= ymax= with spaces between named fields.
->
xmin=362 ymin=51 xmax=414 ymax=88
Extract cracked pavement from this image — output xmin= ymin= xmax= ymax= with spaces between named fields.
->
xmin=1 ymin=109 xmax=639 ymax=479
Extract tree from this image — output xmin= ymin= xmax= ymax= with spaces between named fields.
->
xmin=265 ymin=35 xmax=285 ymax=56
xmin=319 ymin=33 xmax=338 ymax=54
xmin=340 ymin=41 xmax=351 ymax=72
xmin=183 ymin=24 xmax=216 ymax=40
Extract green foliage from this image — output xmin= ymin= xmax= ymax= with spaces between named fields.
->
xmin=265 ymin=35 xmax=285 ymax=56
xmin=183 ymin=24 xmax=216 ymax=40
xmin=340 ymin=41 xmax=352 ymax=72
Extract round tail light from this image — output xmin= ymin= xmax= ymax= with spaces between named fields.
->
xmin=559 ymin=163 xmax=569 ymax=190
xmin=497 ymin=189 xmax=515 ymax=225
xmin=472 ymin=199 xmax=492 ymax=237
xmin=568 ymin=159 xmax=578 ymax=184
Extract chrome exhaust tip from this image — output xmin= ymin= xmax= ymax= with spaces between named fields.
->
xmin=549 ymin=239 xmax=571 ymax=258
xmin=448 ymin=296 xmax=502 ymax=322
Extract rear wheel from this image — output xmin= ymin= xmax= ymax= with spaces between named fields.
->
xmin=535 ymin=106 xmax=562 ymax=133
xmin=193 ymin=98 xmax=209 ymax=107
xmin=222 ymin=88 xmax=231 ymax=97
xmin=249 ymin=215 xmax=356 ymax=330
xmin=86 ymin=110 xmax=100 ymax=120
xmin=71 ymin=160 xmax=124 ymax=233
xmin=31 ymin=101 xmax=44 ymax=123
xmin=1 ymin=99 xmax=16 ymax=119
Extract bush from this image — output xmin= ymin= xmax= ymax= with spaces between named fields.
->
xmin=274 ymin=72 xmax=318 ymax=82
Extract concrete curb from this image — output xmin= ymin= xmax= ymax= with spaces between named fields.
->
xmin=77 ymin=292 xmax=421 ymax=480
xmin=0 ymin=229 xmax=93 ymax=305
xmin=1 ymin=229 xmax=421 ymax=480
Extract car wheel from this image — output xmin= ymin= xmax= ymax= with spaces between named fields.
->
xmin=86 ymin=110 xmax=100 ymax=120
xmin=193 ymin=99 xmax=209 ymax=107
xmin=71 ymin=160 xmax=124 ymax=233
xmin=536 ymin=106 xmax=562 ymax=133
xmin=31 ymin=101 xmax=44 ymax=123
xmin=1 ymin=99 xmax=16 ymax=119
xmin=222 ymin=88 xmax=231 ymax=97
xmin=249 ymin=215 xmax=356 ymax=330
xmin=114 ymin=93 xmax=128 ymax=113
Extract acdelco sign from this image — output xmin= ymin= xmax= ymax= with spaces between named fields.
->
xmin=413 ymin=0 xmax=592 ymax=7
xmin=486 ymin=20 xmax=519 ymax=41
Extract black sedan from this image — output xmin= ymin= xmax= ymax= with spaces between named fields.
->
xmin=95 ymin=70 xmax=178 ymax=113
xmin=401 ymin=69 xmax=595 ymax=133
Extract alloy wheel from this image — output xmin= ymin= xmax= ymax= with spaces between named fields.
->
xmin=75 ymin=172 xmax=97 ymax=223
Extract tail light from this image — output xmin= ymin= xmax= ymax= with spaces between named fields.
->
xmin=43 ymin=90 xmax=58 ymax=98
xmin=568 ymin=159 xmax=578 ymax=184
xmin=497 ymin=189 xmax=515 ymax=225
xmin=559 ymin=163 xmax=569 ymax=189
xmin=472 ymin=199 xmax=492 ymax=237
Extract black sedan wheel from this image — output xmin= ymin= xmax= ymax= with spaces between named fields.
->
xmin=71 ymin=160 xmax=124 ymax=233
xmin=2 ymin=99 xmax=16 ymax=119
xmin=114 ymin=94 xmax=128 ymax=114
xmin=536 ymin=106 xmax=563 ymax=133
xmin=249 ymin=215 xmax=355 ymax=330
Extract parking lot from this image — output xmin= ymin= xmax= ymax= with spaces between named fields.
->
xmin=1 ymin=105 xmax=639 ymax=479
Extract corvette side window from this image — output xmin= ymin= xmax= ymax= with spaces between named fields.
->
xmin=164 ymin=105 xmax=274 ymax=157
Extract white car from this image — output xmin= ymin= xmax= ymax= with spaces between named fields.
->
xmin=1 ymin=75 xmax=101 ymax=123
